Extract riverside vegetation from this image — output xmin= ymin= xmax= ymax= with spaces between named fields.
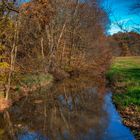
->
xmin=0 ymin=0 xmax=111 ymax=112
xmin=107 ymin=56 xmax=140 ymax=139
xmin=0 ymin=1 xmax=140 ymax=140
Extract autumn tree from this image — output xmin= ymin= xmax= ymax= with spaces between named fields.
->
xmin=109 ymin=32 xmax=140 ymax=56
xmin=16 ymin=0 xmax=53 ymax=73
xmin=0 ymin=0 xmax=19 ymax=108
xmin=15 ymin=0 xmax=110 ymax=78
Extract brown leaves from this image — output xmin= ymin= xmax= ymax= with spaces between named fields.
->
xmin=20 ymin=0 xmax=54 ymax=28
xmin=120 ymin=106 xmax=140 ymax=137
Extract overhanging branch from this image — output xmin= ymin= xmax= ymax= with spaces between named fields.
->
xmin=2 ymin=0 xmax=19 ymax=13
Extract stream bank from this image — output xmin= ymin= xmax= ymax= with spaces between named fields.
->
xmin=0 ymin=77 xmax=135 ymax=140
xmin=106 ymin=56 xmax=140 ymax=139
xmin=0 ymin=73 xmax=53 ymax=112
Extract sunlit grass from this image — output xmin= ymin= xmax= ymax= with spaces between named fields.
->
xmin=107 ymin=56 xmax=140 ymax=109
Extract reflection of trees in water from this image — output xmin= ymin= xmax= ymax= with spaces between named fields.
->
xmin=0 ymin=77 xmax=109 ymax=140
xmin=0 ymin=111 xmax=16 ymax=140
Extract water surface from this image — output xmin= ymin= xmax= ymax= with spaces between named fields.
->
xmin=0 ymin=78 xmax=135 ymax=140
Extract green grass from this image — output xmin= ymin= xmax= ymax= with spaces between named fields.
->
xmin=21 ymin=73 xmax=53 ymax=86
xmin=107 ymin=56 xmax=140 ymax=109
xmin=13 ymin=73 xmax=53 ymax=91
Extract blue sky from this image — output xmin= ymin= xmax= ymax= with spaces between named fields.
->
xmin=102 ymin=0 xmax=140 ymax=35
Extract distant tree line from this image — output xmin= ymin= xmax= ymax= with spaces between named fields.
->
xmin=109 ymin=32 xmax=140 ymax=56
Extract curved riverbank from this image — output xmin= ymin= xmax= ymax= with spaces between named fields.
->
xmin=107 ymin=56 xmax=140 ymax=139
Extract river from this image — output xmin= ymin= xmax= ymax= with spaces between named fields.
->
xmin=0 ymin=77 xmax=135 ymax=140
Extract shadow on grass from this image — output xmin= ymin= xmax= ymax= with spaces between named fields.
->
xmin=111 ymin=68 xmax=140 ymax=107
xmin=120 ymin=68 xmax=140 ymax=81
xmin=114 ymin=88 xmax=140 ymax=107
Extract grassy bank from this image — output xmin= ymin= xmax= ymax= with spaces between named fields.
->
xmin=0 ymin=73 xmax=53 ymax=112
xmin=107 ymin=56 xmax=140 ymax=138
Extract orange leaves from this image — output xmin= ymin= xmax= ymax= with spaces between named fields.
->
xmin=0 ymin=98 xmax=11 ymax=112
xmin=20 ymin=0 xmax=53 ymax=27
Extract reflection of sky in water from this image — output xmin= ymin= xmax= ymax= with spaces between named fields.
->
xmin=17 ymin=92 xmax=135 ymax=140
xmin=102 ymin=93 xmax=135 ymax=140
xmin=58 ymin=87 xmax=98 ymax=112
xmin=58 ymin=95 xmax=73 ymax=111
xmin=18 ymin=130 xmax=49 ymax=140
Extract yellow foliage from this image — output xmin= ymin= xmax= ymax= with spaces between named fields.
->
xmin=0 ymin=44 xmax=5 ymax=51
xmin=0 ymin=62 xmax=9 ymax=83
xmin=0 ymin=62 xmax=9 ymax=69
xmin=0 ymin=129 xmax=4 ymax=135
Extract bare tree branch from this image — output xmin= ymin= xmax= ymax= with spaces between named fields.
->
xmin=2 ymin=0 xmax=19 ymax=13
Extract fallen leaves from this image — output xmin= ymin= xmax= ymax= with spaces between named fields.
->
xmin=119 ymin=106 xmax=140 ymax=139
